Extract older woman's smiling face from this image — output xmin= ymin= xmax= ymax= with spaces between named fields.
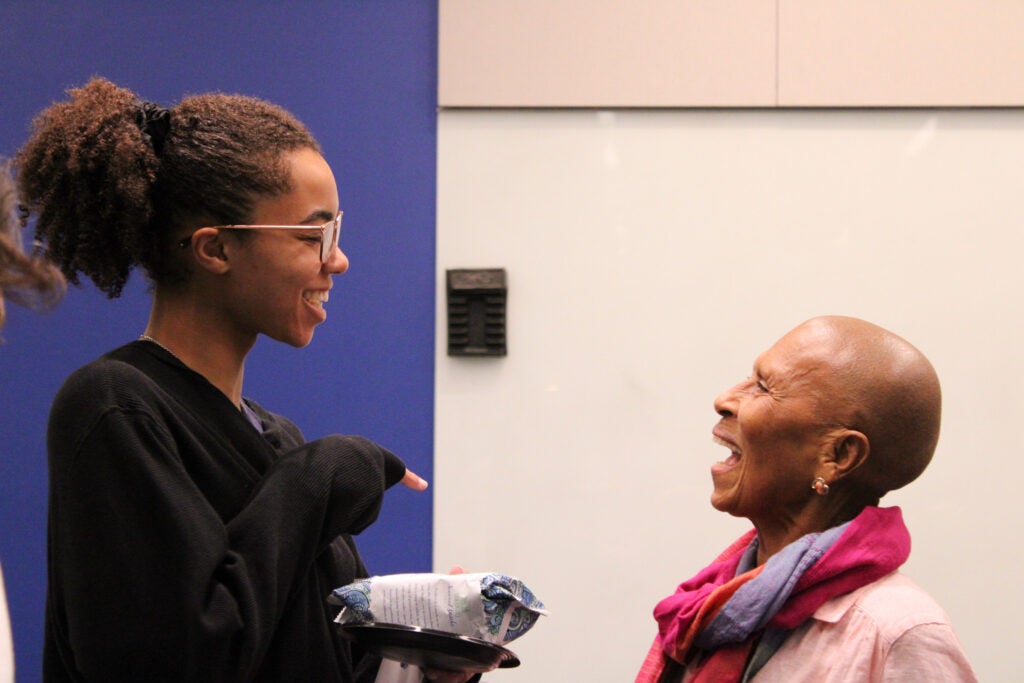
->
xmin=709 ymin=322 xmax=844 ymax=528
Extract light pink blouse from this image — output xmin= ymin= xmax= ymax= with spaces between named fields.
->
xmin=1 ymin=563 xmax=13 ymax=683
xmin=748 ymin=571 xmax=977 ymax=682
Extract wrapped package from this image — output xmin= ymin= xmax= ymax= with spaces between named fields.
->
xmin=329 ymin=572 xmax=547 ymax=644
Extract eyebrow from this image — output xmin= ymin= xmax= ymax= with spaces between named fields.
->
xmin=301 ymin=209 xmax=336 ymax=224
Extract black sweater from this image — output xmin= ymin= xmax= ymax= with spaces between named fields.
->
xmin=44 ymin=341 xmax=405 ymax=682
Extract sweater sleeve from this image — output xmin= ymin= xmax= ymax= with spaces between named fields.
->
xmin=47 ymin=401 xmax=405 ymax=682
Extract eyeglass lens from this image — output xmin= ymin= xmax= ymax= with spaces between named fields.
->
xmin=322 ymin=213 xmax=342 ymax=262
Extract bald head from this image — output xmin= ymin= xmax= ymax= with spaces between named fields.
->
xmin=792 ymin=316 xmax=941 ymax=496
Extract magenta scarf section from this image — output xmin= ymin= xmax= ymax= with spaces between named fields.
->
xmin=652 ymin=506 xmax=911 ymax=671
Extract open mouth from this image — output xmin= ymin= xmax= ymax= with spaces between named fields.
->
xmin=304 ymin=290 xmax=329 ymax=307
xmin=712 ymin=433 xmax=742 ymax=471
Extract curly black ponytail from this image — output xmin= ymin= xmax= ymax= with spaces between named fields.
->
xmin=15 ymin=77 xmax=319 ymax=297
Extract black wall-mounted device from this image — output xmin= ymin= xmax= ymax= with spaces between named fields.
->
xmin=446 ymin=268 xmax=507 ymax=357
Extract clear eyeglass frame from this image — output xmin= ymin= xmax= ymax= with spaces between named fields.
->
xmin=178 ymin=211 xmax=343 ymax=263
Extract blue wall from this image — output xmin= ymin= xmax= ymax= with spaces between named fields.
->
xmin=0 ymin=3 xmax=437 ymax=679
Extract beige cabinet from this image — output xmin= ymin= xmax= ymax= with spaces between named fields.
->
xmin=439 ymin=0 xmax=1024 ymax=107
xmin=779 ymin=0 xmax=1024 ymax=106
xmin=439 ymin=0 xmax=777 ymax=107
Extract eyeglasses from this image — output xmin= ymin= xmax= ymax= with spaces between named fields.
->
xmin=178 ymin=211 xmax=343 ymax=263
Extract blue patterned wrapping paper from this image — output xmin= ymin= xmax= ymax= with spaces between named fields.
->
xmin=328 ymin=572 xmax=547 ymax=644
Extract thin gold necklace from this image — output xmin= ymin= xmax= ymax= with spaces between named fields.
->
xmin=138 ymin=334 xmax=182 ymax=362
xmin=139 ymin=334 xmax=245 ymax=413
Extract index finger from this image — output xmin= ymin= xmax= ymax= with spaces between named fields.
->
xmin=401 ymin=468 xmax=429 ymax=491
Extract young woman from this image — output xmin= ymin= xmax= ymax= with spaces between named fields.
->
xmin=15 ymin=77 xmax=444 ymax=682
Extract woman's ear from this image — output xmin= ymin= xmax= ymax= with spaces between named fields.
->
xmin=188 ymin=227 xmax=231 ymax=274
xmin=826 ymin=429 xmax=870 ymax=482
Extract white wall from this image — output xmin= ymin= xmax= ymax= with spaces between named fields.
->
xmin=435 ymin=109 xmax=1024 ymax=682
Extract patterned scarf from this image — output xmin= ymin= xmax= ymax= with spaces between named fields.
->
xmin=635 ymin=506 xmax=911 ymax=683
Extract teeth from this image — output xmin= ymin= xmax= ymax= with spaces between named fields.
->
xmin=305 ymin=291 xmax=329 ymax=305
xmin=713 ymin=435 xmax=740 ymax=455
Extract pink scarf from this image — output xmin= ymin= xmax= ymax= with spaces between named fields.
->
xmin=635 ymin=506 xmax=911 ymax=683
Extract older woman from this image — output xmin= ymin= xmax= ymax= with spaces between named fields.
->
xmin=636 ymin=316 xmax=977 ymax=682
xmin=0 ymin=161 xmax=64 ymax=332
xmin=0 ymin=161 xmax=65 ymax=683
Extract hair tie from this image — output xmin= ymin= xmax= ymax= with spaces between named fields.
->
xmin=135 ymin=101 xmax=171 ymax=156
